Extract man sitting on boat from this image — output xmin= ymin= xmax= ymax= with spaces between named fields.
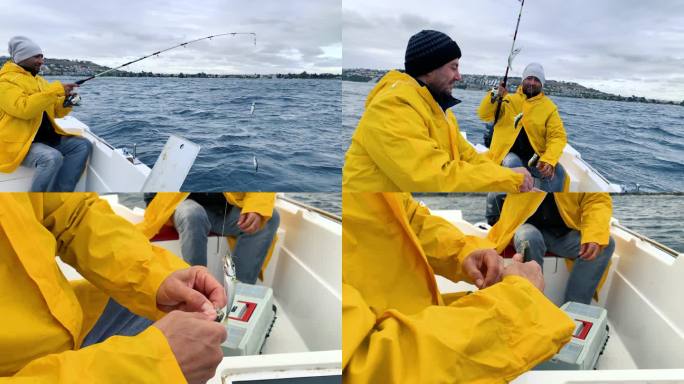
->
xmin=343 ymin=30 xmax=533 ymax=192
xmin=487 ymin=192 xmax=615 ymax=304
xmin=478 ymin=63 xmax=568 ymax=192
xmin=0 ymin=36 xmax=92 ymax=191
xmin=141 ymin=193 xmax=280 ymax=284
xmin=343 ymin=192 xmax=574 ymax=383
xmin=0 ymin=193 xmax=227 ymax=382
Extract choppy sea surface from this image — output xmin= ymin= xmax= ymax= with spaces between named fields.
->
xmin=416 ymin=193 xmax=683 ymax=253
xmin=343 ymin=81 xmax=684 ymax=192
xmin=53 ymin=77 xmax=342 ymax=191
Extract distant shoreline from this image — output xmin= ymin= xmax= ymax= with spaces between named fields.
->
xmin=0 ymin=56 xmax=340 ymax=80
xmin=343 ymin=68 xmax=683 ymax=107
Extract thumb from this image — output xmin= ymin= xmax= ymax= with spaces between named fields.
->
xmin=465 ymin=262 xmax=484 ymax=288
xmin=512 ymin=253 xmax=524 ymax=263
xmin=177 ymin=285 xmax=216 ymax=319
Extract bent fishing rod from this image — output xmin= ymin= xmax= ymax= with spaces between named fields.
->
xmin=64 ymin=32 xmax=256 ymax=107
xmin=492 ymin=0 xmax=525 ymax=127
xmin=74 ymin=32 xmax=256 ymax=85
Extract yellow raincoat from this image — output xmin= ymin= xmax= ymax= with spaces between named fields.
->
xmin=0 ymin=61 xmax=75 ymax=172
xmin=343 ymin=192 xmax=575 ymax=383
xmin=138 ymin=192 xmax=276 ymax=238
xmin=343 ymin=70 xmax=524 ymax=192
xmin=138 ymin=192 xmax=277 ymax=278
xmin=0 ymin=193 xmax=188 ymax=382
xmin=487 ymin=193 xmax=612 ymax=252
xmin=478 ymin=87 xmax=567 ymax=167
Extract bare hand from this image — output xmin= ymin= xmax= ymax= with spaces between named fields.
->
xmin=497 ymin=81 xmax=508 ymax=98
xmin=502 ymin=253 xmax=545 ymax=291
xmin=153 ymin=311 xmax=227 ymax=384
xmin=511 ymin=167 xmax=534 ymax=192
xmin=156 ymin=266 xmax=227 ymax=320
xmin=237 ymin=212 xmax=262 ymax=234
xmin=63 ymin=83 xmax=79 ymax=96
xmin=461 ymin=249 xmax=504 ymax=289
xmin=579 ymin=242 xmax=600 ymax=261
xmin=537 ymin=161 xmax=555 ymax=179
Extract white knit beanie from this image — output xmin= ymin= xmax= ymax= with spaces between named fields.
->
xmin=522 ymin=62 xmax=545 ymax=86
xmin=8 ymin=36 xmax=43 ymax=64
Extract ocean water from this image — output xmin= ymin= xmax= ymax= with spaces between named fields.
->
xmin=53 ymin=77 xmax=342 ymax=191
xmin=343 ymin=81 xmax=684 ymax=192
xmin=415 ymin=193 xmax=683 ymax=253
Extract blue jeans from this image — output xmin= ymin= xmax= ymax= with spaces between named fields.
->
xmin=21 ymin=136 xmax=92 ymax=192
xmin=502 ymin=152 xmax=565 ymax=192
xmin=81 ymin=299 xmax=152 ymax=348
xmin=513 ymin=223 xmax=615 ymax=304
xmin=173 ymin=199 xmax=280 ymax=284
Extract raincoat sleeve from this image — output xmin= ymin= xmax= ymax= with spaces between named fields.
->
xmin=41 ymin=193 xmax=189 ymax=321
xmin=6 ymin=326 xmax=186 ymax=383
xmin=0 ymin=79 xmax=65 ymax=120
xmin=403 ymin=195 xmax=495 ymax=282
xmin=477 ymin=91 xmax=499 ymax=122
xmin=343 ymin=277 xmax=575 ymax=383
xmin=539 ymin=108 xmax=566 ymax=166
xmin=578 ymin=193 xmax=612 ymax=246
xmin=361 ymin=97 xmax=523 ymax=192
xmin=454 ymin=126 xmax=495 ymax=166
xmin=239 ymin=192 xmax=276 ymax=221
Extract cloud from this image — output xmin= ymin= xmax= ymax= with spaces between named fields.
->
xmin=343 ymin=0 xmax=684 ymax=101
xmin=0 ymin=0 xmax=341 ymax=74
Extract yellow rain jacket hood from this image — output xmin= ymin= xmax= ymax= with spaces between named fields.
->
xmin=343 ymin=70 xmax=524 ymax=192
xmin=487 ymin=192 xmax=613 ymax=252
xmin=478 ymin=87 xmax=567 ymax=167
xmin=0 ymin=193 xmax=188 ymax=382
xmin=343 ymin=192 xmax=575 ymax=383
xmin=0 ymin=61 xmax=74 ymax=172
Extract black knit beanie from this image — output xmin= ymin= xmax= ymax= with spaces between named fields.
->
xmin=404 ymin=30 xmax=462 ymax=77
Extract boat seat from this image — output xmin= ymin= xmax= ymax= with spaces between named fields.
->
xmin=151 ymin=225 xmax=222 ymax=242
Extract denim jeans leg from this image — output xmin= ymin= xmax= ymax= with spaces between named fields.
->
xmin=502 ymin=152 xmax=524 ymax=168
xmin=544 ymin=230 xmax=614 ymax=304
xmin=513 ymin=223 xmax=547 ymax=267
xmin=52 ymin=136 xmax=92 ymax=192
xmin=21 ymin=142 xmax=63 ymax=192
xmin=81 ymin=298 xmax=153 ymax=348
xmin=209 ymin=206 xmax=280 ymax=284
xmin=173 ymin=199 xmax=211 ymax=266
xmin=531 ymin=162 xmax=566 ymax=192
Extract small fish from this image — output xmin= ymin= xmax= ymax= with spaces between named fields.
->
xmin=250 ymin=101 xmax=255 ymax=116
xmin=253 ymin=155 xmax=259 ymax=172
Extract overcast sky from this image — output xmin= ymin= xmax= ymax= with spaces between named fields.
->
xmin=1 ymin=0 xmax=341 ymax=74
xmin=344 ymin=0 xmax=684 ymax=101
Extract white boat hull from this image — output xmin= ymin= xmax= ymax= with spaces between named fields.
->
xmin=0 ymin=116 xmax=197 ymax=192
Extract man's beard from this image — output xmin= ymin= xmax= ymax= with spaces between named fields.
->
xmin=523 ymin=85 xmax=541 ymax=98
xmin=426 ymin=82 xmax=453 ymax=100
xmin=19 ymin=64 xmax=40 ymax=76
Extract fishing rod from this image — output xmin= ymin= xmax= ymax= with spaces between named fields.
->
xmin=75 ymin=32 xmax=256 ymax=85
xmin=492 ymin=0 xmax=525 ymax=127
xmin=64 ymin=32 xmax=257 ymax=106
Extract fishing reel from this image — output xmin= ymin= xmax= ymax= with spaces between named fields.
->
xmin=63 ymin=92 xmax=81 ymax=108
